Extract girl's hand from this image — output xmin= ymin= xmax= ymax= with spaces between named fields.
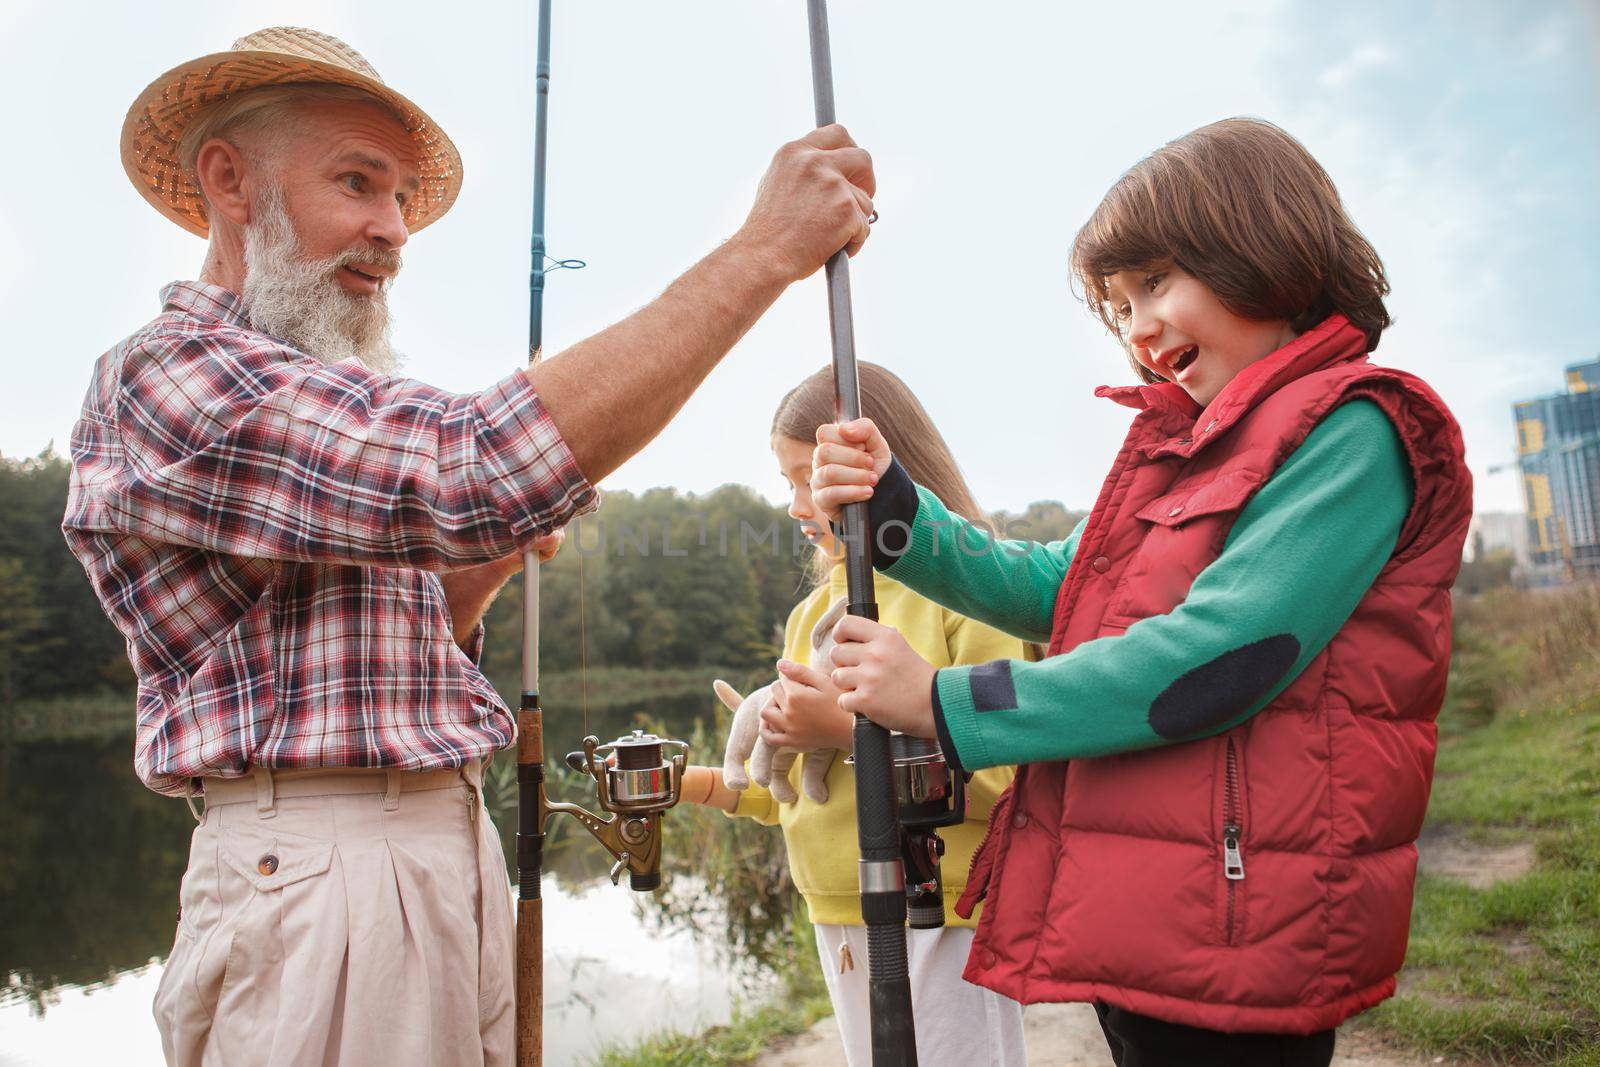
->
xmin=762 ymin=661 xmax=855 ymax=750
xmin=811 ymin=418 xmax=893 ymax=525
xmin=827 ymin=615 xmax=937 ymax=739
xmin=680 ymin=765 xmax=740 ymax=812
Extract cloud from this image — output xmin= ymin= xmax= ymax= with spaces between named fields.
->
xmin=1318 ymin=43 xmax=1397 ymax=89
xmin=1526 ymin=13 xmax=1570 ymax=60
xmin=0 ymin=209 xmax=21 ymax=294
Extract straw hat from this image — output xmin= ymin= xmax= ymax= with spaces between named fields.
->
xmin=121 ymin=26 xmax=462 ymax=238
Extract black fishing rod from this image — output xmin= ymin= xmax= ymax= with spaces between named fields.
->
xmin=804 ymin=2 xmax=919 ymax=1063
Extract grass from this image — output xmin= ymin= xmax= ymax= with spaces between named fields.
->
xmin=5 ymin=689 xmax=133 ymax=743
xmin=1355 ymin=585 xmax=1600 ymax=1065
xmin=598 ymin=585 xmax=1600 ymax=1066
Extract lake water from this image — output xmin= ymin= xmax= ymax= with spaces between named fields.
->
xmin=0 ymin=736 xmax=767 ymax=1066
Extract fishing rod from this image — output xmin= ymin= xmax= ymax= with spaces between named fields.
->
xmin=513 ymin=1 xmax=555 ymax=1059
xmin=804 ymin=2 xmax=919 ymax=1063
xmin=515 ymin=6 xmax=690 ymax=1065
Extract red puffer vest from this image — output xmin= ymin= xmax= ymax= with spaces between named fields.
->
xmin=953 ymin=315 xmax=1473 ymax=1034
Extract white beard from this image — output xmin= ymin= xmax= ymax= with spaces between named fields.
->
xmin=240 ymin=185 xmax=403 ymax=375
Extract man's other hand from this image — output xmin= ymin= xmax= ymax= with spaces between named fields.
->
xmin=532 ymin=528 xmax=565 ymax=565
xmin=461 ymin=528 xmax=565 ymax=586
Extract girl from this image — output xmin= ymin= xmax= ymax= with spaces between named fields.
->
xmin=809 ymin=119 xmax=1473 ymax=1067
xmin=680 ymin=363 xmax=1030 ymax=1066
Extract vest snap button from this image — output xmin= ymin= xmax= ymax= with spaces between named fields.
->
xmin=1092 ymin=555 xmax=1110 ymax=573
xmin=1011 ymin=811 xmax=1029 ymax=829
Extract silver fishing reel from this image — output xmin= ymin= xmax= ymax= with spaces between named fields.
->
xmin=556 ymin=729 xmax=689 ymax=890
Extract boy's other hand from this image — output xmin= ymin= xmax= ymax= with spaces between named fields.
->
xmin=811 ymin=418 xmax=892 ymax=524
xmin=828 ymin=615 xmax=936 ymax=739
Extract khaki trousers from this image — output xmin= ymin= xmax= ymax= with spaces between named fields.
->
xmin=154 ymin=763 xmax=515 ymax=1067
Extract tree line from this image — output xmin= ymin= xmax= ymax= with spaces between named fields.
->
xmin=0 ymin=449 xmax=1085 ymax=717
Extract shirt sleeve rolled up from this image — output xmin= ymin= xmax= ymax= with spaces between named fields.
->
xmin=102 ymin=331 xmax=597 ymax=569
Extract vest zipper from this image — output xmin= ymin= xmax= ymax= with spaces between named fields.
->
xmin=1223 ymin=738 xmax=1245 ymax=945
xmin=956 ymin=784 xmax=1013 ymax=912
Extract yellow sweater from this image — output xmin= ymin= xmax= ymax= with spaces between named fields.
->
xmin=730 ymin=565 xmax=1022 ymax=927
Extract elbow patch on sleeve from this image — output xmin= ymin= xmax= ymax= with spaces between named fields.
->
xmin=1147 ymin=634 xmax=1301 ymax=740
xmin=969 ymin=659 xmax=1019 ymax=713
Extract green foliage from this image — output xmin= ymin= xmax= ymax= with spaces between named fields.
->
xmin=3 ymin=452 xmax=1093 ymax=744
xmin=0 ymin=451 xmax=132 ymax=718
xmin=643 ymin=704 xmax=801 ymax=978
xmin=478 ymin=485 xmax=809 ymax=678
xmin=1356 ymin=584 xmax=1600 ymax=1064
xmin=990 ymin=500 xmax=1086 ymax=546
xmin=1454 ymin=546 xmax=1517 ymax=596
xmin=6 ymin=690 xmax=136 ymax=744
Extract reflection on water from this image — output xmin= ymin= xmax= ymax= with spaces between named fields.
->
xmin=0 ymin=696 xmax=762 ymax=1066
xmin=0 ymin=739 xmax=193 ymax=1012
xmin=0 ymin=876 xmax=752 ymax=1067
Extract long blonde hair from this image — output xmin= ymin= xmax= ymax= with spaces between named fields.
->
xmin=772 ymin=363 xmax=987 ymax=585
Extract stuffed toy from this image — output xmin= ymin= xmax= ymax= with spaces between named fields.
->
xmin=714 ymin=598 xmax=847 ymax=804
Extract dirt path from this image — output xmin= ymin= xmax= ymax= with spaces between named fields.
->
xmin=754 ymin=1003 xmax=1449 ymax=1066
xmin=756 ymin=829 xmax=1520 ymax=1065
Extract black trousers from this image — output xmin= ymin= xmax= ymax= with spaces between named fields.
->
xmin=1095 ymin=1003 xmax=1335 ymax=1067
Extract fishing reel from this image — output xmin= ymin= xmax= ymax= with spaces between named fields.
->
xmin=546 ymin=730 xmax=688 ymax=891
xmin=889 ymin=733 xmax=966 ymax=929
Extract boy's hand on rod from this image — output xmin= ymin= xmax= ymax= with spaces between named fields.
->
xmin=811 ymin=417 xmax=892 ymax=524
xmin=828 ymin=614 xmax=937 ymax=739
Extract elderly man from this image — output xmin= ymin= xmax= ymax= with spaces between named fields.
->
xmin=64 ymin=27 xmax=875 ymax=1066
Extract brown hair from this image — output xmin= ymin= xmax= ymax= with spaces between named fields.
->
xmin=1070 ymin=118 xmax=1391 ymax=382
xmin=773 ymin=363 xmax=987 ymax=584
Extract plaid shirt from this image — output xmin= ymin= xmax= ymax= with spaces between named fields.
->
xmin=63 ymin=281 xmax=597 ymax=796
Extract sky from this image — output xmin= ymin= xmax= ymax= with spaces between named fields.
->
xmin=2 ymin=0 xmax=1596 ymax=515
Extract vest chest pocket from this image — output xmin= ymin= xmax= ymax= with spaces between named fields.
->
xmin=1103 ymin=469 xmax=1264 ymax=627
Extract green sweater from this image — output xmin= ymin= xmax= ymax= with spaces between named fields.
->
xmin=872 ymin=400 xmax=1413 ymax=772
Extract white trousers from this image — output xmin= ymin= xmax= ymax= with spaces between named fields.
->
xmin=153 ymin=763 xmax=514 ymax=1066
xmin=814 ymin=923 xmax=1027 ymax=1067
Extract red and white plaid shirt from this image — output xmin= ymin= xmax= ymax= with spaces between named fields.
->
xmin=64 ymin=281 xmax=597 ymax=796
